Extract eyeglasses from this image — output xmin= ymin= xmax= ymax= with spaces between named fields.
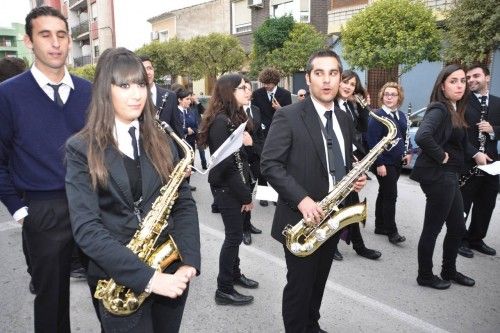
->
xmin=383 ymin=92 xmax=399 ymax=98
xmin=235 ymin=86 xmax=250 ymax=91
xmin=298 ymin=94 xmax=305 ymax=97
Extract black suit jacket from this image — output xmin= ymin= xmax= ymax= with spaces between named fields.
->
xmin=410 ymin=102 xmax=476 ymax=183
xmin=252 ymin=86 xmax=292 ymax=133
xmin=261 ymin=97 xmax=355 ymax=242
xmin=335 ymin=99 xmax=369 ymax=158
xmin=244 ymin=104 xmax=265 ymax=176
xmin=65 ymin=136 xmax=201 ymax=294
xmin=464 ymin=92 xmax=500 ymax=167
xmin=156 ymin=86 xmax=184 ymax=138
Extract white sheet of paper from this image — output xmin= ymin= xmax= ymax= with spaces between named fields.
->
xmin=255 ymin=185 xmax=278 ymax=202
xmin=477 ymin=161 xmax=500 ymax=176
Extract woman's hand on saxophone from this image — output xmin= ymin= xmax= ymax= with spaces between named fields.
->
xmin=298 ymin=196 xmax=324 ymax=226
xmin=151 ymin=272 xmax=189 ymax=298
xmin=175 ymin=265 xmax=197 ymax=282
xmin=353 ymin=174 xmax=367 ymax=192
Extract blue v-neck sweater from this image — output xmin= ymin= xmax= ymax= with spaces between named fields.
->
xmin=0 ymin=71 xmax=92 ymax=214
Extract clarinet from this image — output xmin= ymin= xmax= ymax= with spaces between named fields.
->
xmin=155 ymin=92 xmax=169 ymax=119
xmin=228 ymin=122 xmax=247 ymax=184
xmin=402 ymin=103 xmax=412 ymax=166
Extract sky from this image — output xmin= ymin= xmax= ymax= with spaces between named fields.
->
xmin=0 ymin=0 xmax=210 ymax=50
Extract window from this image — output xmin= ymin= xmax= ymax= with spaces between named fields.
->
xmin=91 ymin=3 xmax=98 ymax=22
xmin=271 ymin=0 xmax=294 ymax=18
xmin=232 ymin=0 xmax=252 ymax=34
xmin=159 ymin=30 xmax=169 ymax=42
xmin=94 ymin=40 xmax=99 ymax=57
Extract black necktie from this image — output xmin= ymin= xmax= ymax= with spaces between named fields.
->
xmin=246 ymin=107 xmax=252 ymax=119
xmin=324 ymin=110 xmax=346 ymax=182
xmin=128 ymin=126 xmax=139 ymax=160
xmin=480 ymin=95 xmax=487 ymax=107
xmin=269 ymin=92 xmax=274 ymax=102
xmin=343 ymin=101 xmax=354 ymax=120
xmin=48 ymin=83 xmax=64 ymax=107
xmin=391 ymin=111 xmax=398 ymax=120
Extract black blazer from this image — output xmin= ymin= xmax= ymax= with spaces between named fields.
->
xmin=244 ymin=104 xmax=265 ymax=169
xmin=410 ymin=102 xmax=476 ymax=183
xmin=261 ymin=97 xmax=355 ymax=242
xmin=252 ymin=86 xmax=292 ymax=132
xmin=335 ymin=99 xmax=369 ymax=157
xmin=464 ymin=92 xmax=500 ymax=167
xmin=65 ymin=136 xmax=201 ymax=294
xmin=156 ymin=86 xmax=184 ymax=138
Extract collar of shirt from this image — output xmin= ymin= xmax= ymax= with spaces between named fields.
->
xmin=473 ymin=92 xmax=489 ymax=105
xmin=267 ymin=86 xmax=277 ymax=98
xmin=337 ymin=98 xmax=348 ymax=112
xmin=310 ymin=95 xmax=345 ymax=191
xmin=382 ymin=105 xmax=399 ymax=120
xmin=31 ymin=65 xmax=74 ymax=104
xmin=114 ymin=119 xmax=140 ymax=159
xmin=150 ymin=83 xmax=157 ymax=106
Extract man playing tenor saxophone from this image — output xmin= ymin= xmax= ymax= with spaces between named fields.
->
xmin=261 ymin=50 xmax=367 ymax=333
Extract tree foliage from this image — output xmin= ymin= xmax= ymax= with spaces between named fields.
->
xmin=135 ymin=39 xmax=191 ymax=80
xmin=443 ymin=0 xmax=500 ymax=65
xmin=341 ymin=0 xmax=441 ymax=74
xmin=250 ymin=15 xmax=295 ymax=77
xmin=185 ymin=33 xmax=246 ymax=80
xmin=69 ymin=64 xmax=96 ymax=81
xmin=268 ymin=23 xmax=327 ymax=76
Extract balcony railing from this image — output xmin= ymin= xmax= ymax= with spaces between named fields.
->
xmin=69 ymin=0 xmax=86 ymax=8
xmin=71 ymin=20 xmax=89 ymax=38
xmin=74 ymin=55 xmax=91 ymax=67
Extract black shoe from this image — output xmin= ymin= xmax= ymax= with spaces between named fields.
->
xmin=190 ymin=186 xmax=197 ymax=191
xmin=441 ymin=271 xmax=475 ymax=287
xmin=233 ymin=274 xmax=259 ymax=289
xmin=249 ymin=224 xmax=262 ymax=234
xmin=211 ymin=204 xmax=220 ymax=213
xmin=318 ymin=328 xmax=328 ymax=333
xmin=215 ymin=289 xmax=254 ymax=305
xmin=29 ymin=279 xmax=35 ymax=295
xmin=355 ymin=247 xmax=382 ymax=260
xmin=259 ymin=200 xmax=268 ymax=207
xmin=388 ymin=232 xmax=406 ymax=244
xmin=416 ymin=275 xmax=451 ymax=290
xmin=202 ymin=164 xmax=207 ymax=170
xmin=374 ymin=228 xmax=389 ymax=235
xmin=333 ymin=249 xmax=343 ymax=261
xmin=458 ymin=245 xmax=474 ymax=258
xmin=243 ymin=232 xmax=251 ymax=245
xmin=70 ymin=267 xmax=87 ymax=279
xmin=469 ymin=241 xmax=496 ymax=256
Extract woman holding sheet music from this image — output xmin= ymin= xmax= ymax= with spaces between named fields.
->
xmin=197 ymin=73 xmax=259 ymax=306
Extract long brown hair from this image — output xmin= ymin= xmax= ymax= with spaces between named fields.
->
xmin=197 ymin=73 xmax=248 ymax=147
xmin=429 ymin=64 xmax=468 ymax=128
xmin=76 ymin=47 xmax=173 ymax=189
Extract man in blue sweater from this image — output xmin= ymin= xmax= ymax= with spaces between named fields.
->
xmin=0 ymin=6 xmax=91 ymax=332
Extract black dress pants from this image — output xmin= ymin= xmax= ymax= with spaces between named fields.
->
xmin=22 ymin=195 xmax=73 ymax=333
xmin=417 ymin=172 xmax=466 ymax=279
xmin=214 ymin=187 xmax=244 ymax=292
xmin=282 ymin=234 xmax=340 ymax=333
xmin=374 ymin=165 xmax=401 ymax=234
xmin=98 ymin=288 xmax=189 ymax=333
xmin=461 ymin=173 xmax=499 ymax=243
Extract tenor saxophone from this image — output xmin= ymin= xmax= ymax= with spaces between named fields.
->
xmin=283 ymin=95 xmax=399 ymax=257
xmin=94 ymin=121 xmax=194 ymax=316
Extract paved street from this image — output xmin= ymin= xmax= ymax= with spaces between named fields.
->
xmin=1 ymin=152 xmax=499 ymax=332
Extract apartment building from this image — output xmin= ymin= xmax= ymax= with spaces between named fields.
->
xmin=0 ymin=23 xmax=32 ymax=60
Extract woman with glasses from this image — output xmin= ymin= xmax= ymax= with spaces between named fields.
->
xmin=410 ymin=64 xmax=489 ymax=289
xmin=367 ymin=82 xmax=411 ymax=244
xmin=198 ymin=73 xmax=259 ymax=306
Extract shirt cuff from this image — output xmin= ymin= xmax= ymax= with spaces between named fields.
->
xmin=489 ymin=133 xmax=495 ymax=140
xmin=13 ymin=207 xmax=28 ymax=222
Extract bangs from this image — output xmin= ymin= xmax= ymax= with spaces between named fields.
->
xmin=110 ymin=54 xmax=147 ymax=86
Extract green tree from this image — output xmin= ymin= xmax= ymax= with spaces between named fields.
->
xmin=69 ymin=64 xmax=96 ymax=81
xmin=444 ymin=0 xmax=500 ymax=65
xmin=186 ymin=33 xmax=246 ymax=88
xmin=268 ymin=23 xmax=327 ymax=77
xmin=250 ymin=15 xmax=295 ymax=77
xmin=135 ymin=39 xmax=191 ymax=81
xmin=341 ymin=0 xmax=441 ymax=74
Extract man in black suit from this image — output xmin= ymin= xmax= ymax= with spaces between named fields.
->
xmin=252 ymin=67 xmax=292 ymax=206
xmin=140 ymin=56 xmax=183 ymax=137
xmin=459 ymin=64 xmax=500 ymax=258
xmin=261 ymin=50 xmax=367 ymax=333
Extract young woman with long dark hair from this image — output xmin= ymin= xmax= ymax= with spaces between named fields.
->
xmin=198 ymin=73 xmax=258 ymax=306
xmin=410 ymin=64 xmax=489 ymax=289
xmin=65 ymin=48 xmax=200 ymax=331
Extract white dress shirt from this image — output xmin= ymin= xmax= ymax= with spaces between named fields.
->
xmin=31 ymin=64 xmax=74 ymax=104
xmin=150 ymin=83 xmax=157 ymax=106
xmin=114 ymin=119 xmax=141 ymax=160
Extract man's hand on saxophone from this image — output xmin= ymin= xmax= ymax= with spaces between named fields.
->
xmin=151 ymin=271 xmax=189 ymax=298
xmin=298 ymin=196 xmax=325 ymax=226
xmin=353 ymin=173 xmax=367 ymax=192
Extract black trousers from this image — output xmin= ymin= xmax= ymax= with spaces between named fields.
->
xmin=461 ymin=173 xmax=499 ymax=244
xmin=98 ymin=288 xmax=189 ymax=333
xmin=417 ymin=172 xmax=466 ymax=279
xmin=214 ymin=187 xmax=244 ymax=292
xmin=242 ymin=181 xmax=256 ymax=233
xmin=282 ymin=234 xmax=340 ymax=333
xmin=374 ymin=165 xmax=401 ymax=234
xmin=22 ymin=195 xmax=73 ymax=333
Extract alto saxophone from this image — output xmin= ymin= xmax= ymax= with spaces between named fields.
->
xmin=94 ymin=120 xmax=195 ymax=316
xmin=283 ymin=95 xmax=399 ymax=257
